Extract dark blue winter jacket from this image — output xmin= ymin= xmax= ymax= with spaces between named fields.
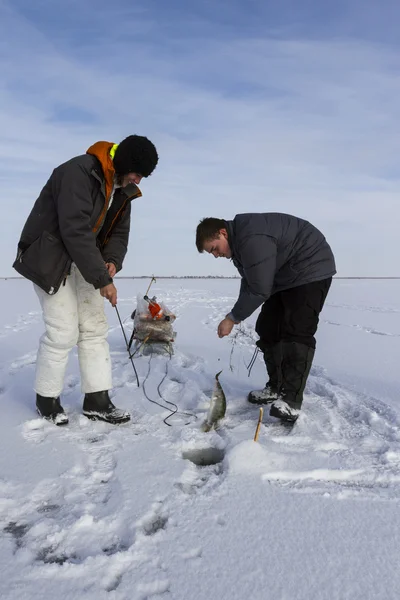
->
xmin=227 ymin=213 xmax=336 ymax=322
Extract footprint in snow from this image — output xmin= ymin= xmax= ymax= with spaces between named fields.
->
xmin=137 ymin=502 xmax=169 ymax=536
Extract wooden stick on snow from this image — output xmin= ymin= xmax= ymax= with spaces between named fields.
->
xmin=253 ymin=407 xmax=263 ymax=442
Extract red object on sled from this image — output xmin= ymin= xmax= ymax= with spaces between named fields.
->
xmin=144 ymin=295 xmax=163 ymax=319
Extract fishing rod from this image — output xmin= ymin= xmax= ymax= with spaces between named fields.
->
xmin=115 ymin=305 xmax=140 ymax=387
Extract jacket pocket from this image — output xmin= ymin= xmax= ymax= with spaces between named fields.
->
xmin=13 ymin=231 xmax=72 ymax=295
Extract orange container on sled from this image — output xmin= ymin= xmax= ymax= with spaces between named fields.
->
xmin=144 ymin=296 xmax=163 ymax=320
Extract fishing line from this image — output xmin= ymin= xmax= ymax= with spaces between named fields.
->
xmin=158 ymin=347 xmax=197 ymax=426
xmin=115 ymin=305 xmax=139 ymax=387
xmin=141 ymin=347 xmax=176 ymax=425
xmin=247 ymin=347 xmax=260 ymax=377
xmin=142 ymin=344 xmax=197 ymax=427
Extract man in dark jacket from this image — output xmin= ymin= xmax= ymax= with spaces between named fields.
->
xmin=196 ymin=213 xmax=336 ymax=423
xmin=13 ymin=135 xmax=158 ymax=425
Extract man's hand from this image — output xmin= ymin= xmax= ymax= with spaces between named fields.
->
xmin=100 ymin=283 xmax=118 ymax=307
xmin=106 ymin=262 xmax=117 ymax=277
xmin=217 ymin=317 xmax=235 ymax=338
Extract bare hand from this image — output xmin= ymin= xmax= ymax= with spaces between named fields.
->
xmin=106 ymin=262 xmax=117 ymax=277
xmin=217 ymin=317 xmax=235 ymax=338
xmin=100 ymin=283 xmax=117 ymax=307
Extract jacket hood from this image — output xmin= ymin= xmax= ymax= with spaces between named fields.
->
xmin=86 ymin=141 xmax=116 ymax=202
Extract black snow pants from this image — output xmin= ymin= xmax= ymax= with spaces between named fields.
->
xmin=255 ymin=278 xmax=332 ymax=349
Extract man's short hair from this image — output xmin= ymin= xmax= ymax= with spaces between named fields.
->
xmin=196 ymin=217 xmax=227 ymax=252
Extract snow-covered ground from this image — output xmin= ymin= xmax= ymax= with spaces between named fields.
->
xmin=1 ymin=277 xmax=400 ymax=600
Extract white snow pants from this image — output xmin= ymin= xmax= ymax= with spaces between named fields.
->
xmin=34 ymin=264 xmax=112 ymax=397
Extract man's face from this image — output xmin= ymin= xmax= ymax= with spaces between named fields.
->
xmin=121 ymin=172 xmax=143 ymax=187
xmin=203 ymin=229 xmax=232 ymax=258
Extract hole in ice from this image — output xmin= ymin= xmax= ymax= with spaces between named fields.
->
xmin=182 ymin=446 xmax=225 ymax=466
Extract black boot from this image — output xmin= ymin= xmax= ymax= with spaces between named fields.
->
xmin=270 ymin=342 xmax=315 ymax=422
xmin=248 ymin=342 xmax=282 ymax=404
xmin=36 ymin=394 xmax=69 ymax=426
xmin=82 ymin=391 xmax=131 ymax=424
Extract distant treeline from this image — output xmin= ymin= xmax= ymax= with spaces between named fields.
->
xmin=1 ymin=276 xmax=400 ymax=280
xmin=114 ymin=276 xmax=400 ymax=280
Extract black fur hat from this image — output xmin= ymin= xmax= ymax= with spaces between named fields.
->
xmin=113 ymin=135 xmax=158 ymax=177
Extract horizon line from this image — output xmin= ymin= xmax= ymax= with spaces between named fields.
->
xmin=1 ymin=276 xmax=400 ymax=281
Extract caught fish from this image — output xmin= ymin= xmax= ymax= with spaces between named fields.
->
xmin=201 ymin=371 xmax=226 ymax=432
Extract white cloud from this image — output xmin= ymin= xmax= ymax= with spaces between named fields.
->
xmin=1 ymin=2 xmax=399 ymax=277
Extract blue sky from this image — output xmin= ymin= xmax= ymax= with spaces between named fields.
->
xmin=1 ymin=0 xmax=400 ymax=276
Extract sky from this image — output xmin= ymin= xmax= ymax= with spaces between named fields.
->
xmin=1 ymin=0 xmax=400 ymax=277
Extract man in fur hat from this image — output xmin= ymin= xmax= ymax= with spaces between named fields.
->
xmin=13 ymin=135 xmax=158 ymax=425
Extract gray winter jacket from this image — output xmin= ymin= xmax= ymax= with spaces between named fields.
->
xmin=227 ymin=213 xmax=336 ymax=322
xmin=13 ymin=141 xmax=142 ymax=294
